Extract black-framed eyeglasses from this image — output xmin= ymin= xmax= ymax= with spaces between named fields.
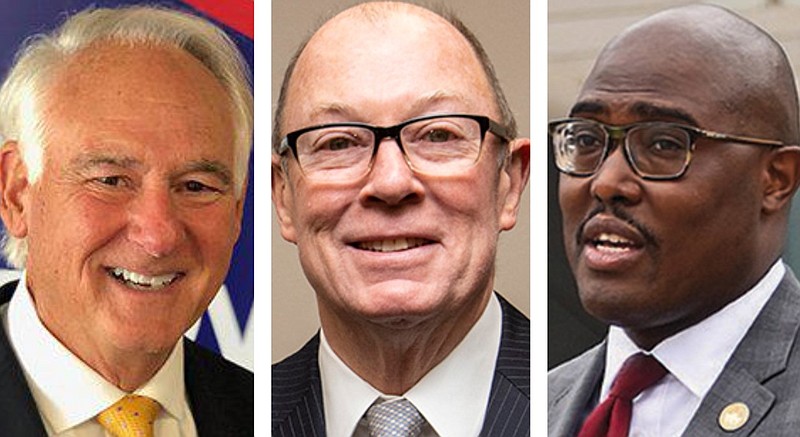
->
xmin=549 ymin=118 xmax=785 ymax=180
xmin=278 ymin=113 xmax=511 ymax=182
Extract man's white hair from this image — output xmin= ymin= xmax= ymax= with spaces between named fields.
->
xmin=0 ymin=5 xmax=254 ymax=269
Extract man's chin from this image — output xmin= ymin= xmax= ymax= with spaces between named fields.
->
xmin=363 ymin=308 xmax=434 ymax=329
xmin=105 ymin=324 xmax=183 ymax=356
xmin=579 ymin=288 xmax=644 ymax=324
xmin=367 ymin=314 xmax=428 ymax=330
xmin=353 ymin=300 xmax=437 ymax=330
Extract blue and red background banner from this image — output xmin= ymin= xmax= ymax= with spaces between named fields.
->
xmin=1 ymin=0 xmax=254 ymax=370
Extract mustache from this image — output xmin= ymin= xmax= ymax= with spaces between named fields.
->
xmin=575 ymin=204 xmax=659 ymax=248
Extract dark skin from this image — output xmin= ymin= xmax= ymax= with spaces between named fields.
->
xmin=559 ymin=5 xmax=800 ymax=350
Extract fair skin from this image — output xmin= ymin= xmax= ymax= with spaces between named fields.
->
xmin=0 ymin=42 xmax=244 ymax=390
xmin=273 ymin=4 xmax=529 ymax=394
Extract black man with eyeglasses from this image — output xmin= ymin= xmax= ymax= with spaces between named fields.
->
xmin=549 ymin=4 xmax=800 ymax=437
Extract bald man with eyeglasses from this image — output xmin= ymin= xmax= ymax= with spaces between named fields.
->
xmin=548 ymin=5 xmax=800 ymax=437
xmin=271 ymin=2 xmax=530 ymax=436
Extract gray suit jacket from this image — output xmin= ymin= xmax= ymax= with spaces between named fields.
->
xmin=549 ymin=267 xmax=800 ymax=436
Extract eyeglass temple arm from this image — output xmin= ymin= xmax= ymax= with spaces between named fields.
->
xmin=488 ymin=119 xmax=513 ymax=142
xmin=698 ymin=129 xmax=785 ymax=147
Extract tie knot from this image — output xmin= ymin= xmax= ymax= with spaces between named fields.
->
xmin=366 ymin=398 xmax=425 ymax=437
xmin=609 ymin=353 xmax=667 ymax=401
xmin=97 ymin=394 xmax=160 ymax=437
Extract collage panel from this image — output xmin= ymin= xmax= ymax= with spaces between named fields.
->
xmin=0 ymin=0 xmax=253 ymax=435
xmin=272 ymin=0 xmax=530 ymax=435
xmin=549 ymin=1 xmax=800 ymax=436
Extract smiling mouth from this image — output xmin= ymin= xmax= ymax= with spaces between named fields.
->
xmin=108 ymin=267 xmax=184 ymax=290
xmin=353 ymin=238 xmax=433 ymax=253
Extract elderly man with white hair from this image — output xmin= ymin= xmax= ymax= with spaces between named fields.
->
xmin=0 ymin=5 xmax=253 ymax=436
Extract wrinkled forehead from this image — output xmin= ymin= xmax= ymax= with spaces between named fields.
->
xmin=283 ymin=5 xmax=496 ymax=128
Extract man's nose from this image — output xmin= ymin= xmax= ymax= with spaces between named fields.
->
xmin=589 ymin=147 xmax=643 ymax=206
xmin=359 ymin=137 xmax=424 ymax=206
xmin=127 ymin=187 xmax=186 ymax=257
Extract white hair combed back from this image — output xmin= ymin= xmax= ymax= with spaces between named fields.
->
xmin=0 ymin=5 xmax=254 ymax=269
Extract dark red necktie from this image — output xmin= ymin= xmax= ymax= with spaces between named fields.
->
xmin=577 ymin=353 xmax=668 ymax=437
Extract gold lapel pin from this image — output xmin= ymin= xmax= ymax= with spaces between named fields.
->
xmin=718 ymin=402 xmax=750 ymax=432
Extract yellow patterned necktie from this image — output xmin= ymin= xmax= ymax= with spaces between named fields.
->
xmin=96 ymin=394 xmax=160 ymax=437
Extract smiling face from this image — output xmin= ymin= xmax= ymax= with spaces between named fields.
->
xmin=6 ymin=43 xmax=242 ymax=364
xmin=273 ymin=7 xmax=526 ymax=330
xmin=559 ymin=6 xmax=797 ymax=348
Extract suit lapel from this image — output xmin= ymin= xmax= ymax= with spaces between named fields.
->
xmin=272 ymin=335 xmax=326 ymax=437
xmin=0 ymin=280 xmax=47 ymax=436
xmin=480 ymin=295 xmax=530 ymax=436
xmin=272 ymin=295 xmax=530 ymax=437
xmin=184 ymin=339 xmax=253 ymax=437
xmin=682 ymin=269 xmax=800 ymax=436
xmin=548 ymin=342 xmax=606 ymax=437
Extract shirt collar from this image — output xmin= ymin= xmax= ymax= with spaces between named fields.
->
xmin=3 ymin=272 xmax=187 ymax=433
xmin=320 ymin=293 xmax=502 ymax=437
xmin=605 ymin=259 xmax=784 ymax=399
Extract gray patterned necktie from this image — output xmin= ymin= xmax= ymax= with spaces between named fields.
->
xmin=366 ymin=398 xmax=425 ymax=437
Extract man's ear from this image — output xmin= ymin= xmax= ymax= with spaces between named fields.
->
xmin=0 ymin=142 xmax=30 ymax=238
xmin=272 ymin=153 xmax=297 ymax=243
xmin=499 ymin=137 xmax=531 ymax=231
xmin=762 ymin=145 xmax=800 ymax=214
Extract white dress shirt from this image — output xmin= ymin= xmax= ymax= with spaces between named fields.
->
xmin=1 ymin=273 xmax=198 ymax=436
xmin=602 ymin=260 xmax=785 ymax=437
xmin=320 ymin=293 xmax=503 ymax=437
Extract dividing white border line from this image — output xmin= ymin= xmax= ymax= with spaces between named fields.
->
xmin=532 ymin=0 xmax=548 ymax=435
xmin=254 ymin=0 xmax=270 ymax=435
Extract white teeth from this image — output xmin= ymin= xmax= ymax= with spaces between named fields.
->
xmin=111 ymin=267 xmax=179 ymax=290
xmin=358 ymin=238 xmax=428 ymax=253
xmin=593 ymin=233 xmax=635 ymax=252
xmin=595 ymin=233 xmax=632 ymax=245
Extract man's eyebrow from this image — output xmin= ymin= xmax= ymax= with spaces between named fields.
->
xmin=308 ymin=103 xmax=354 ymax=122
xmin=70 ymin=153 xmax=141 ymax=170
xmin=630 ymin=102 xmax=698 ymax=126
xmin=181 ymin=160 xmax=233 ymax=186
xmin=407 ymin=90 xmax=470 ymax=115
xmin=70 ymin=154 xmax=233 ymax=186
xmin=569 ymin=101 xmax=607 ymax=117
xmin=307 ymin=91 xmax=471 ymax=125
xmin=569 ymin=100 xmax=699 ymax=126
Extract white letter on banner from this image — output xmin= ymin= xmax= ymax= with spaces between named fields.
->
xmin=185 ymin=285 xmax=253 ymax=371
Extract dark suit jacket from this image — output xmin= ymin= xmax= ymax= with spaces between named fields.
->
xmin=549 ymin=268 xmax=800 ymax=436
xmin=0 ymin=280 xmax=253 ymax=437
xmin=272 ymin=293 xmax=530 ymax=436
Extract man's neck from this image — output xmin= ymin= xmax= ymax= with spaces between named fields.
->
xmin=75 ymin=347 xmax=171 ymax=391
xmin=319 ymin=291 xmax=492 ymax=394
xmin=34 ymin=310 xmax=171 ymax=391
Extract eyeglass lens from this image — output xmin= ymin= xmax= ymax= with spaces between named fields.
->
xmin=295 ymin=116 xmax=484 ymax=181
xmin=552 ymin=120 xmax=691 ymax=178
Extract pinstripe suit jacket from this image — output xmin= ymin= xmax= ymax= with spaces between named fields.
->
xmin=272 ymin=293 xmax=530 ymax=436
xmin=548 ymin=268 xmax=800 ymax=436
xmin=0 ymin=280 xmax=254 ymax=437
